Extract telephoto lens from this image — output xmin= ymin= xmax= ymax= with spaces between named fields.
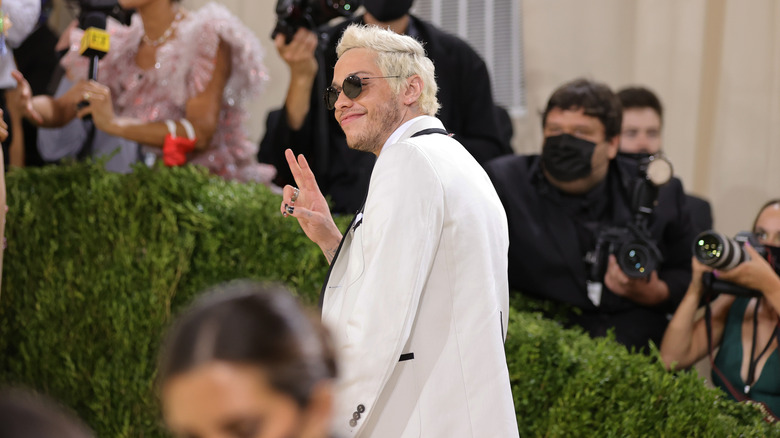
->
xmin=693 ymin=231 xmax=749 ymax=270
xmin=617 ymin=242 xmax=656 ymax=278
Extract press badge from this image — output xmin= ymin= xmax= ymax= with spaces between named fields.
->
xmin=586 ymin=280 xmax=603 ymax=307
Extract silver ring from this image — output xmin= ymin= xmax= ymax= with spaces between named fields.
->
xmin=285 ymin=204 xmax=295 ymax=215
xmin=291 ymin=187 xmax=300 ymax=203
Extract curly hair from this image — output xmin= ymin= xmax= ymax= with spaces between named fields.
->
xmin=542 ymin=78 xmax=623 ymax=141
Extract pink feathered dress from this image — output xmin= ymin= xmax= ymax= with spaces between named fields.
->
xmin=63 ymin=2 xmax=276 ymax=184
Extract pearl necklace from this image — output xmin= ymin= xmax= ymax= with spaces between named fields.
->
xmin=142 ymin=11 xmax=183 ymax=47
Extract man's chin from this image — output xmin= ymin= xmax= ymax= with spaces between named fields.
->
xmin=346 ymin=137 xmax=372 ymax=153
xmin=545 ymin=171 xmax=595 ymax=195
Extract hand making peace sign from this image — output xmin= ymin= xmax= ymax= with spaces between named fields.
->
xmin=281 ymin=149 xmax=343 ymax=260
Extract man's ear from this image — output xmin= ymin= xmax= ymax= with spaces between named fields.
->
xmin=606 ymin=134 xmax=620 ymax=159
xmin=402 ymin=75 xmax=423 ymax=106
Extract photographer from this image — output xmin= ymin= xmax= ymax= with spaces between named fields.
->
xmin=616 ymin=86 xmax=713 ymax=235
xmin=485 ymin=78 xmax=696 ymax=351
xmin=259 ymin=0 xmax=512 ymax=213
xmin=660 ymin=199 xmax=780 ymax=416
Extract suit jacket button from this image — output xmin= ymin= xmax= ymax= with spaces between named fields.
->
xmin=357 ymin=404 xmax=365 ymax=413
xmin=349 ymin=419 xmax=358 ymax=427
xmin=353 ymin=411 xmax=361 ymax=420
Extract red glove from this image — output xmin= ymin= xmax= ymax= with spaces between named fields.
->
xmin=162 ymin=119 xmax=196 ymax=167
xmin=162 ymin=134 xmax=195 ymax=166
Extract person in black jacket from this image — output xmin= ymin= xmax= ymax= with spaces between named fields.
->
xmin=484 ymin=78 xmax=696 ymax=352
xmin=259 ymin=0 xmax=512 ymax=214
xmin=616 ymin=85 xmax=713 ymax=235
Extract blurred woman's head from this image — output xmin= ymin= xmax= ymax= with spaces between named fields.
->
xmin=159 ymin=281 xmax=336 ymax=438
xmin=753 ymin=199 xmax=780 ymax=248
xmin=0 ymin=389 xmax=93 ymax=438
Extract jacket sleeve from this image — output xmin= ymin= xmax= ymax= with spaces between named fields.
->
xmin=327 ymin=143 xmax=443 ymax=437
xmin=656 ymin=178 xmax=696 ymax=313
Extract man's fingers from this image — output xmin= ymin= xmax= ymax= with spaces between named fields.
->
xmin=607 ymin=254 xmax=630 ymax=285
xmin=282 ymin=184 xmax=299 ymax=205
xmin=285 ymin=148 xmax=306 ymax=188
xmin=285 ymin=149 xmax=321 ymax=194
xmin=280 ymin=201 xmax=316 ymax=220
xmin=287 ymin=204 xmax=316 ymax=219
xmin=296 ymin=153 xmax=321 ymax=191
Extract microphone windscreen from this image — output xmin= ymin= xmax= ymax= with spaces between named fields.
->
xmin=80 ymin=11 xmax=107 ymax=31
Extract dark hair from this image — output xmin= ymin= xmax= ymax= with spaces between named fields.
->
xmin=752 ymin=199 xmax=780 ymax=233
xmin=542 ymin=78 xmax=623 ymax=141
xmin=616 ymin=86 xmax=664 ymax=123
xmin=158 ymin=281 xmax=336 ymax=408
xmin=0 ymin=389 xmax=94 ymax=438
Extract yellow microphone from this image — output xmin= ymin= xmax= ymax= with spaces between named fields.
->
xmin=77 ymin=12 xmax=110 ymax=124
xmin=79 ymin=27 xmax=110 ymax=60
xmin=78 ymin=12 xmax=110 ymax=81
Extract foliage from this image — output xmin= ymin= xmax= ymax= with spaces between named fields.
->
xmin=0 ymin=162 xmax=347 ymax=437
xmin=0 ymin=163 xmax=776 ymax=436
xmin=506 ymin=308 xmax=779 ymax=437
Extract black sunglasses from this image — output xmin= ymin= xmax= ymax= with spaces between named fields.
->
xmin=324 ymin=75 xmax=401 ymax=110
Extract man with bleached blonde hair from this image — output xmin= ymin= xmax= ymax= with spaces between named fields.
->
xmin=279 ymin=24 xmax=519 ymax=438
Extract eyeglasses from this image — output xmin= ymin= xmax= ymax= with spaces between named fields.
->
xmin=324 ymin=75 xmax=401 ymax=110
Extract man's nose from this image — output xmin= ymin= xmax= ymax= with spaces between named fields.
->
xmin=335 ymin=89 xmax=353 ymax=110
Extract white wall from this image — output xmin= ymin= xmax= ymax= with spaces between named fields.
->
xmin=518 ymin=0 xmax=780 ymax=235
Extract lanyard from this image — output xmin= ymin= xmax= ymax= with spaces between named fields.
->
xmin=745 ymin=298 xmax=779 ymax=394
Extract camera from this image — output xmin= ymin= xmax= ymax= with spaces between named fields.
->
xmin=272 ymin=0 xmax=361 ymax=43
xmin=694 ymin=230 xmax=768 ymax=300
xmin=587 ymin=225 xmax=663 ymax=280
xmin=693 ymin=230 xmax=765 ymax=271
xmin=585 ymin=154 xmax=672 ymax=281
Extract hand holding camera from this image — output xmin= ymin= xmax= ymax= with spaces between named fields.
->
xmin=693 ymin=230 xmax=780 ymax=300
xmin=272 ymin=0 xmax=361 ymax=44
xmin=714 ymin=243 xmax=780 ymax=294
xmin=604 ymin=255 xmax=670 ymax=305
xmin=274 ymin=27 xmax=319 ymax=81
xmin=583 ymin=154 xmax=673 ymax=305
xmin=586 ymin=154 xmax=671 ymax=280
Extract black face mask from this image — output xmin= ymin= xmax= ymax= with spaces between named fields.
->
xmin=363 ymin=0 xmax=414 ymax=22
xmin=541 ymin=134 xmax=596 ymax=182
xmin=765 ymin=245 xmax=780 ymax=274
xmin=617 ymin=151 xmax=652 ymax=162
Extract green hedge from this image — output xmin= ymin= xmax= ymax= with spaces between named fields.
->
xmin=0 ymin=162 xmax=776 ymax=437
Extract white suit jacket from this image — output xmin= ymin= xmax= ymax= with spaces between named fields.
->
xmin=322 ymin=116 xmax=518 ymax=437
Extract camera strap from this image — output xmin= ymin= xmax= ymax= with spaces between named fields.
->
xmin=745 ymin=299 xmax=779 ymax=393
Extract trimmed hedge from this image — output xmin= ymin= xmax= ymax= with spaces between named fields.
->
xmin=0 ymin=162 xmax=777 ymax=437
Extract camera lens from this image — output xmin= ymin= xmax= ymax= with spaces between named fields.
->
xmin=693 ymin=231 xmax=747 ymax=271
xmin=617 ymin=243 xmax=655 ymax=278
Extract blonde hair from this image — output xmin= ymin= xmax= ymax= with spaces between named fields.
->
xmin=336 ymin=24 xmax=440 ymax=116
